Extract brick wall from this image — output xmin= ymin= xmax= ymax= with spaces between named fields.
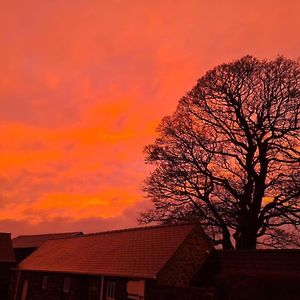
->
xmin=157 ymin=225 xmax=213 ymax=287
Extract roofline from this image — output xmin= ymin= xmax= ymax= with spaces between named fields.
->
xmin=13 ymin=224 xmax=200 ymax=244
xmin=13 ymin=246 xmax=38 ymax=250
xmin=55 ymin=222 xmax=201 ymax=241
xmin=215 ymin=270 xmax=300 ymax=277
xmin=13 ymin=232 xmax=83 ymax=239
xmin=13 ymin=267 xmax=156 ymax=279
xmin=214 ymin=249 xmax=300 ymax=253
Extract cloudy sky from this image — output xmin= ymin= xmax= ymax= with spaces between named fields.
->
xmin=0 ymin=0 xmax=299 ymax=236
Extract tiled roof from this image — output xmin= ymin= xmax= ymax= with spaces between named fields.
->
xmin=0 ymin=232 xmax=15 ymax=262
xmin=12 ymin=232 xmax=83 ymax=249
xmin=18 ymin=223 xmax=203 ymax=278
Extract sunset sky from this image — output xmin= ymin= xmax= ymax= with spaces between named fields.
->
xmin=0 ymin=0 xmax=299 ymax=236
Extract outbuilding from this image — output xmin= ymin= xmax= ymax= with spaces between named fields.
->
xmin=11 ymin=223 xmax=212 ymax=300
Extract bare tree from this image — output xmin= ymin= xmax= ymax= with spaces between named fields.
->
xmin=140 ymin=56 xmax=300 ymax=250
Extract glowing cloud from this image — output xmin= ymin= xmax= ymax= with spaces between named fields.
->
xmin=0 ymin=0 xmax=299 ymax=235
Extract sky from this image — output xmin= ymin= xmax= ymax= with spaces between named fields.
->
xmin=0 ymin=0 xmax=299 ymax=236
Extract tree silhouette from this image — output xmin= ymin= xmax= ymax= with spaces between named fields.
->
xmin=140 ymin=56 xmax=300 ymax=250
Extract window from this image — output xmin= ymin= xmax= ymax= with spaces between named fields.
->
xmin=41 ymin=275 xmax=48 ymax=289
xmin=63 ymin=277 xmax=71 ymax=293
xmin=127 ymin=280 xmax=145 ymax=300
xmin=106 ymin=281 xmax=116 ymax=300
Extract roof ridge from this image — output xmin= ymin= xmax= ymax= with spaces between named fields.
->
xmin=14 ymin=232 xmax=82 ymax=238
xmin=47 ymin=222 xmax=199 ymax=241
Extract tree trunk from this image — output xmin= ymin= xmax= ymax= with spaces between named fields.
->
xmin=236 ymin=223 xmax=257 ymax=249
xmin=222 ymin=227 xmax=234 ymax=250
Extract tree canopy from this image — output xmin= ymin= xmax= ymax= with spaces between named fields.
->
xmin=140 ymin=56 xmax=300 ymax=250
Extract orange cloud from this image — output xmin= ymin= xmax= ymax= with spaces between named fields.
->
xmin=0 ymin=0 xmax=299 ymax=235
xmin=0 ymin=189 xmax=138 ymax=224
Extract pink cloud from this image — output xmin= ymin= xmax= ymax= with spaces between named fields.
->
xmin=0 ymin=0 xmax=299 ymax=235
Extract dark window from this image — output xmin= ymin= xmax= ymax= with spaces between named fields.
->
xmin=63 ymin=277 xmax=71 ymax=293
xmin=106 ymin=281 xmax=116 ymax=300
xmin=41 ymin=275 xmax=48 ymax=289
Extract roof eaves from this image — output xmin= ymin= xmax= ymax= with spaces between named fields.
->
xmin=15 ymin=267 xmax=156 ymax=279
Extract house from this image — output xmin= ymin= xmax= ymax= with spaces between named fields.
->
xmin=0 ymin=233 xmax=16 ymax=300
xmin=10 ymin=223 xmax=213 ymax=300
xmin=12 ymin=232 xmax=83 ymax=263
xmin=10 ymin=224 xmax=300 ymax=300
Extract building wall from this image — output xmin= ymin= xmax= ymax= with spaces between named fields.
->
xmin=145 ymin=281 xmax=214 ymax=300
xmin=0 ymin=262 xmax=16 ymax=300
xmin=10 ymin=271 xmax=134 ymax=300
xmin=10 ymin=270 xmax=218 ymax=300
xmin=215 ymin=272 xmax=300 ymax=300
xmin=157 ymin=225 xmax=213 ymax=287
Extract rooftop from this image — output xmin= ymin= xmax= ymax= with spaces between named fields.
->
xmin=18 ymin=223 xmax=206 ymax=278
xmin=12 ymin=232 xmax=83 ymax=249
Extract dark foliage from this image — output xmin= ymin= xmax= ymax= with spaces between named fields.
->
xmin=140 ymin=56 xmax=300 ymax=249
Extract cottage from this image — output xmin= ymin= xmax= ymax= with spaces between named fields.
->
xmin=11 ymin=223 xmax=212 ymax=300
xmin=0 ymin=232 xmax=16 ymax=300
xmin=12 ymin=232 xmax=83 ymax=263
